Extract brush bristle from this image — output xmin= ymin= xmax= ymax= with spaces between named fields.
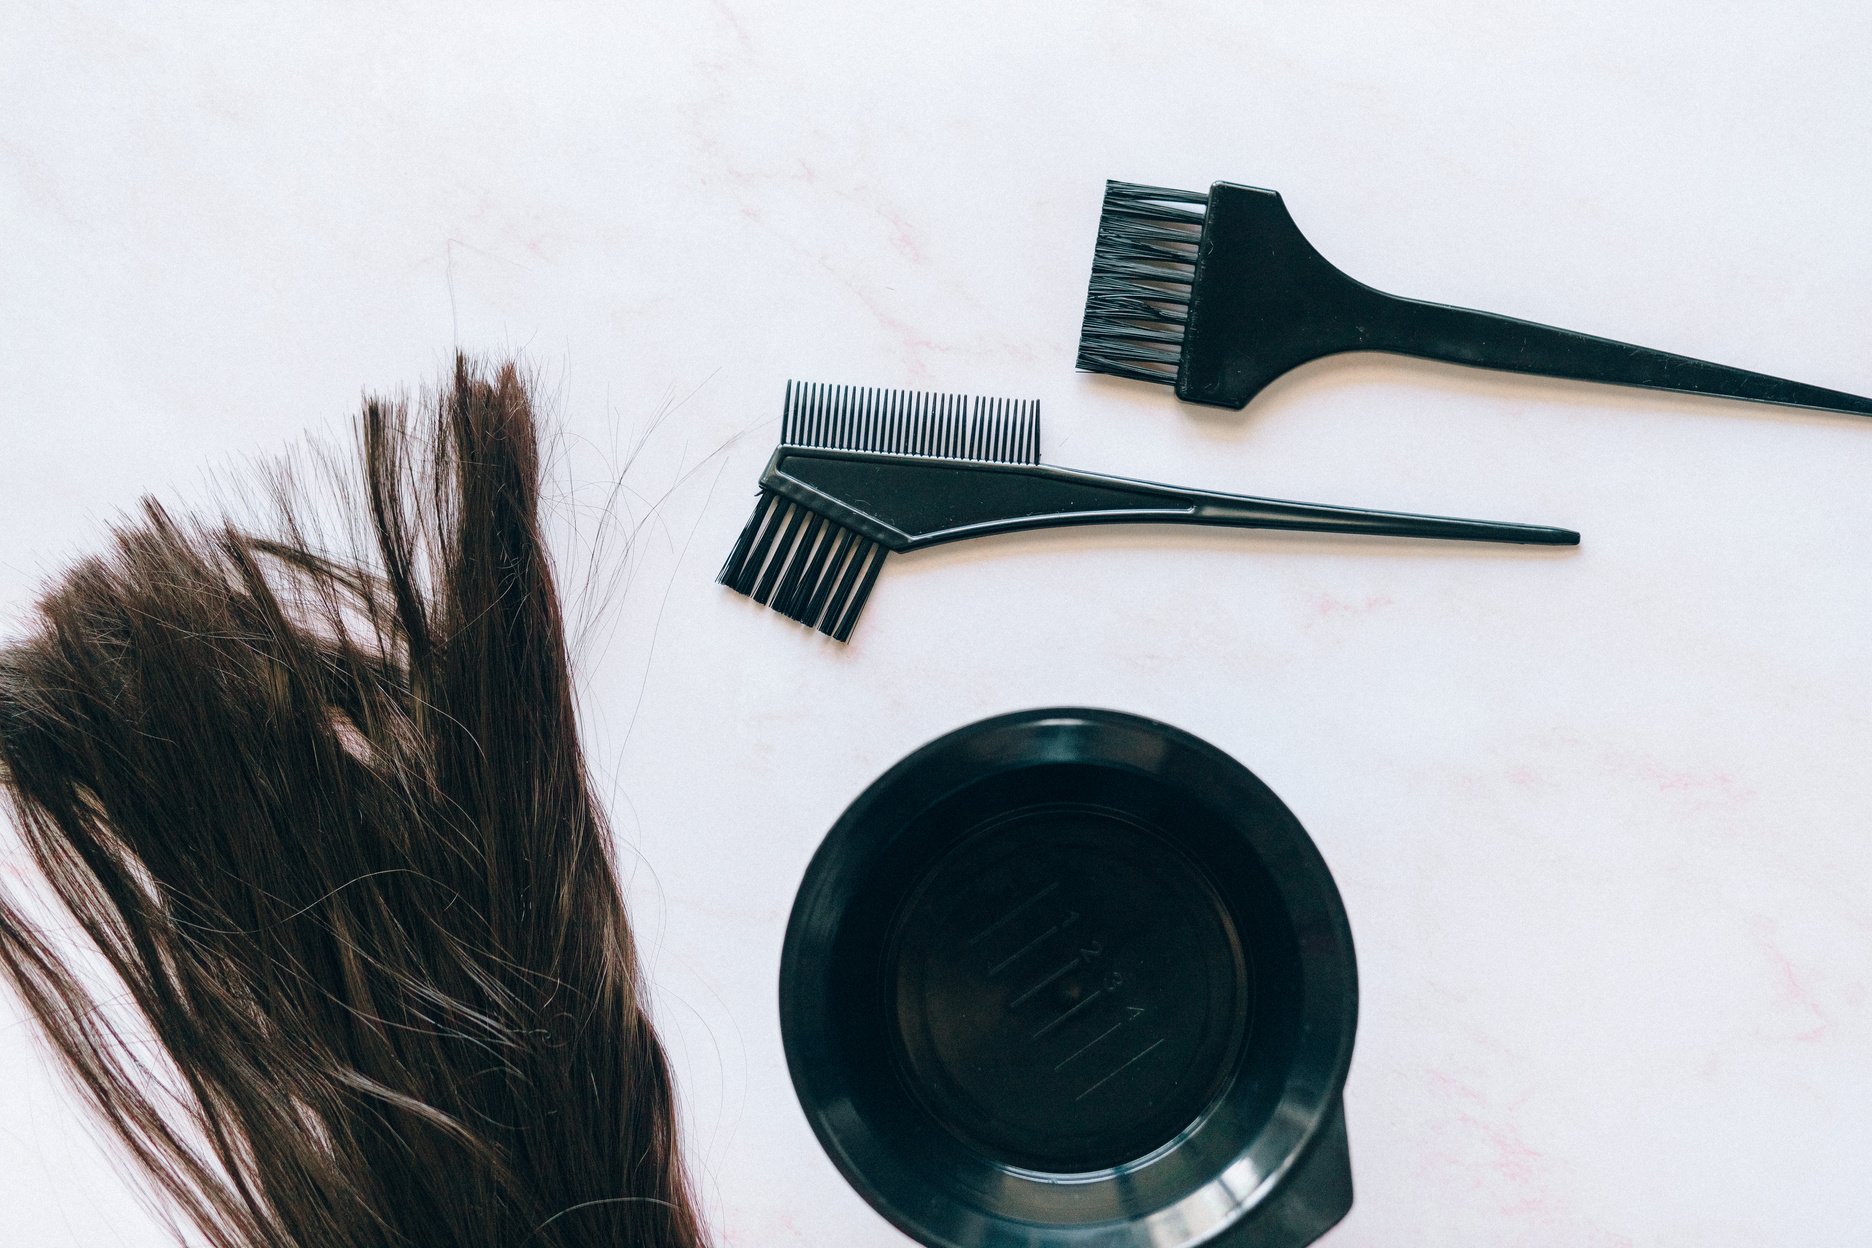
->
xmin=718 ymin=492 xmax=887 ymax=642
xmin=1076 ymin=180 xmax=1208 ymax=386
xmin=721 ymin=382 xmax=1044 ymax=641
xmin=780 ymin=380 xmax=1040 ymax=465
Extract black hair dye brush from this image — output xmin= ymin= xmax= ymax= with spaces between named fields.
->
xmin=719 ymin=382 xmax=1577 ymax=641
xmin=1079 ymin=179 xmax=1872 ymax=417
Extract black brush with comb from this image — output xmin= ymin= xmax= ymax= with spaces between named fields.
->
xmin=1079 ymin=179 xmax=1872 ymax=416
xmin=719 ymin=381 xmax=1577 ymax=641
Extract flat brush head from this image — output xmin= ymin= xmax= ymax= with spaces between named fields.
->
xmin=1077 ymin=180 xmax=1208 ymax=386
xmin=719 ymin=382 xmax=1042 ymax=641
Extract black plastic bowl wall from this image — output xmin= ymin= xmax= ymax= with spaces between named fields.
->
xmin=779 ymin=708 xmax=1359 ymax=1248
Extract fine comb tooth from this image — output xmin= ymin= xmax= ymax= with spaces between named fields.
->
xmin=799 ymin=382 xmax=815 ymax=445
xmin=784 ymin=383 xmax=803 ymax=446
xmin=776 ymin=381 xmax=1042 ymax=464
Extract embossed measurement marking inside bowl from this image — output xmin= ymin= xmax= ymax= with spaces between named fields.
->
xmin=887 ymin=806 xmax=1250 ymax=1174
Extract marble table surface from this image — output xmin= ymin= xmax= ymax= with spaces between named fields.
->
xmin=3 ymin=3 xmax=1869 ymax=1245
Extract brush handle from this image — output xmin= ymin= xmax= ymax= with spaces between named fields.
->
xmin=764 ymin=449 xmax=1578 ymax=550
xmin=1365 ymin=293 xmax=1872 ymax=417
xmin=1179 ymin=183 xmax=1872 ymax=417
xmin=1183 ymin=484 xmax=1578 ymax=545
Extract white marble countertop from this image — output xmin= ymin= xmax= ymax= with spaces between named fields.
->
xmin=3 ymin=3 xmax=1870 ymax=1245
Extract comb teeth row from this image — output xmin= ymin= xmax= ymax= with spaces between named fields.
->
xmin=781 ymin=381 xmax=1041 ymax=465
xmin=1076 ymin=180 xmax=1208 ymax=386
xmin=717 ymin=490 xmax=887 ymax=642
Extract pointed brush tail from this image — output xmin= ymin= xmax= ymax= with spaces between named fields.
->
xmin=1359 ymin=294 xmax=1872 ymax=418
xmin=1189 ymin=494 xmax=1579 ymax=546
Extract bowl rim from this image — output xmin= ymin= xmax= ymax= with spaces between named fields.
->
xmin=778 ymin=707 xmax=1359 ymax=1248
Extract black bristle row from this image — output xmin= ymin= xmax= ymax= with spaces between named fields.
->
xmin=717 ymin=490 xmax=887 ymax=642
xmin=780 ymin=380 xmax=1041 ymax=465
xmin=1076 ymin=180 xmax=1208 ymax=386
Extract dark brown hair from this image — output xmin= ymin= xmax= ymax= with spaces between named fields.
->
xmin=0 ymin=357 xmax=708 ymax=1248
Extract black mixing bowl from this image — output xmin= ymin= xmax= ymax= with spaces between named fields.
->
xmin=779 ymin=708 xmax=1359 ymax=1248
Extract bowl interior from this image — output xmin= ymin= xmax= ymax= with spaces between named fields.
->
xmin=781 ymin=712 xmax=1355 ymax=1246
xmin=887 ymin=782 xmax=1264 ymax=1175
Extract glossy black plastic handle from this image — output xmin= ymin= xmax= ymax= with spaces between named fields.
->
xmin=762 ymin=448 xmax=1578 ymax=550
xmin=1364 ymin=291 xmax=1872 ymax=415
xmin=1179 ymin=182 xmax=1872 ymax=417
